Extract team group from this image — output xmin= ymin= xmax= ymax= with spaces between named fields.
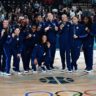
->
xmin=0 ymin=13 xmax=96 ymax=76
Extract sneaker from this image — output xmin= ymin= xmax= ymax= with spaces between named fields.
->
xmin=84 ymin=69 xmax=87 ymax=72
xmin=13 ymin=70 xmax=22 ymax=75
xmin=47 ymin=68 xmax=51 ymax=71
xmin=17 ymin=72 xmax=22 ymax=75
xmin=67 ymin=70 xmax=73 ymax=73
xmin=86 ymin=70 xmax=93 ymax=73
xmin=41 ymin=67 xmax=46 ymax=71
xmin=61 ymin=69 xmax=66 ymax=72
xmin=41 ymin=70 xmax=46 ymax=74
xmin=73 ymin=69 xmax=78 ymax=73
xmin=0 ymin=72 xmax=4 ymax=76
xmin=24 ymin=71 xmax=29 ymax=73
xmin=33 ymin=71 xmax=38 ymax=74
xmin=50 ymin=66 xmax=54 ymax=69
xmin=4 ymin=73 xmax=11 ymax=76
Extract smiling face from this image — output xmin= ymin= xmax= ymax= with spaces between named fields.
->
xmin=83 ymin=17 xmax=89 ymax=24
xmin=62 ymin=14 xmax=68 ymax=23
xmin=31 ymin=25 xmax=37 ymax=32
xmin=14 ymin=28 xmax=20 ymax=36
xmin=37 ymin=15 xmax=43 ymax=22
xmin=47 ymin=13 xmax=53 ymax=21
xmin=42 ymin=35 xmax=47 ymax=43
xmin=3 ymin=20 xmax=9 ymax=29
xmin=72 ymin=16 xmax=79 ymax=24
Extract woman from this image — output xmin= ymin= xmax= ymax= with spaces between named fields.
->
xmin=3 ymin=27 xmax=22 ymax=76
xmin=82 ymin=16 xmax=95 ymax=73
xmin=71 ymin=16 xmax=87 ymax=71
xmin=31 ymin=35 xmax=51 ymax=73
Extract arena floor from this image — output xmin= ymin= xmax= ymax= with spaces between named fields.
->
xmin=0 ymin=50 xmax=96 ymax=96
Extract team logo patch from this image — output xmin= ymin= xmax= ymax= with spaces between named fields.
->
xmin=33 ymin=34 xmax=36 ymax=37
xmin=17 ymin=38 xmax=19 ymax=41
xmin=76 ymin=26 xmax=79 ymax=29
xmin=67 ymin=24 xmax=70 ymax=27
xmin=8 ymin=35 xmax=11 ymax=38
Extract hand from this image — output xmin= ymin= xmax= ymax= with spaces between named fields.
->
xmin=34 ymin=58 xmax=38 ymax=65
xmin=85 ymin=27 xmax=88 ymax=31
xmin=12 ymin=33 xmax=15 ymax=38
xmin=28 ymin=34 xmax=32 ymax=38
xmin=1 ymin=29 xmax=5 ymax=37
xmin=60 ymin=24 xmax=64 ymax=30
xmin=47 ymin=42 xmax=51 ymax=48
xmin=2 ymin=29 xmax=5 ymax=33
xmin=55 ymin=26 xmax=58 ymax=31
xmin=26 ymin=34 xmax=32 ymax=39
xmin=42 ymin=62 xmax=45 ymax=65
xmin=85 ymin=27 xmax=90 ymax=33
xmin=73 ymin=34 xmax=78 ymax=39
xmin=17 ymin=54 xmax=21 ymax=58
xmin=45 ymin=26 xmax=50 ymax=31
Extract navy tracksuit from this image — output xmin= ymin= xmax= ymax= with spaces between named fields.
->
xmin=45 ymin=20 xmax=58 ymax=68
xmin=22 ymin=30 xmax=39 ymax=71
xmin=0 ymin=28 xmax=7 ymax=72
xmin=37 ymin=21 xmax=45 ymax=37
xmin=0 ymin=28 xmax=9 ymax=72
xmin=19 ymin=25 xmax=32 ymax=71
xmin=3 ymin=34 xmax=22 ymax=73
xmin=31 ymin=43 xmax=51 ymax=71
xmin=59 ymin=22 xmax=72 ymax=70
xmin=83 ymin=23 xmax=96 ymax=71
xmin=71 ymin=23 xmax=87 ymax=70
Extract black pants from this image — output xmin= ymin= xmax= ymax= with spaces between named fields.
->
xmin=83 ymin=37 xmax=94 ymax=70
xmin=0 ymin=47 xmax=6 ymax=72
xmin=22 ymin=49 xmax=33 ymax=71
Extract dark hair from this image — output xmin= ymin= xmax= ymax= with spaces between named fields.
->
xmin=13 ymin=26 xmax=21 ymax=32
xmin=82 ymin=16 xmax=92 ymax=30
xmin=40 ymin=34 xmax=48 ymax=44
xmin=82 ymin=16 xmax=92 ymax=25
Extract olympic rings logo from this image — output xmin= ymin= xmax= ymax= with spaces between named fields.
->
xmin=25 ymin=90 xmax=83 ymax=96
xmin=25 ymin=91 xmax=53 ymax=96
xmin=84 ymin=89 xmax=96 ymax=96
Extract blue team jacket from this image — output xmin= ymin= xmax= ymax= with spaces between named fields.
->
xmin=4 ymin=33 xmax=23 ymax=54
xmin=31 ymin=43 xmax=51 ymax=63
xmin=71 ymin=23 xmax=87 ymax=47
xmin=44 ymin=20 xmax=58 ymax=44
xmin=59 ymin=22 xmax=72 ymax=48
xmin=0 ymin=28 xmax=9 ymax=47
xmin=24 ymin=31 xmax=39 ymax=50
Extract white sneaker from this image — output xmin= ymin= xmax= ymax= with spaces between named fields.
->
xmin=4 ymin=73 xmax=11 ymax=76
xmin=67 ymin=70 xmax=73 ymax=73
xmin=2 ymin=72 xmax=6 ymax=75
xmin=61 ymin=69 xmax=66 ymax=72
xmin=86 ymin=70 xmax=94 ymax=73
xmin=41 ymin=70 xmax=46 ymax=74
xmin=0 ymin=72 xmax=4 ymax=76
xmin=17 ymin=72 xmax=22 ymax=75
xmin=24 ymin=71 xmax=29 ymax=73
xmin=73 ymin=69 xmax=78 ymax=73
xmin=33 ymin=71 xmax=38 ymax=74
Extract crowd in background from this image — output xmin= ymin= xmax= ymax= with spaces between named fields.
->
xmin=0 ymin=0 xmax=96 ymax=76
xmin=0 ymin=0 xmax=96 ymax=22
